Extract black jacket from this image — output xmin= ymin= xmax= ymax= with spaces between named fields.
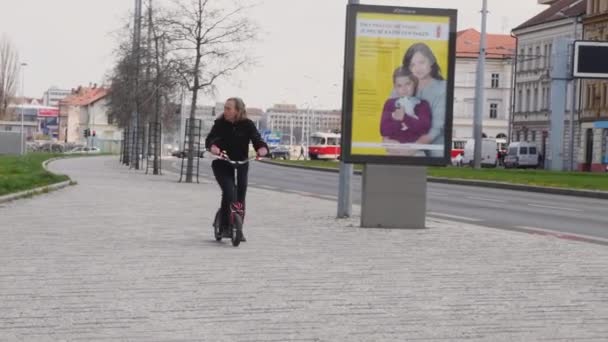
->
xmin=205 ymin=117 xmax=268 ymax=161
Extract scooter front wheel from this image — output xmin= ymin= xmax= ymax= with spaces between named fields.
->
xmin=231 ymin=214 xmax=243 ymax=247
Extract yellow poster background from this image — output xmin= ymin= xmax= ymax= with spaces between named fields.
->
xmin=351 ymin=13 xmax=451 ymax=156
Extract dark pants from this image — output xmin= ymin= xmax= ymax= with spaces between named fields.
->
xmin=212 ymin=160 xmax=249 ymax=228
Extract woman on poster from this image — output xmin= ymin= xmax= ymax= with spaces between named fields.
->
xmin=386 ymin=42 xmax=447 ymax=157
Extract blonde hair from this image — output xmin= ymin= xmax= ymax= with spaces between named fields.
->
xmin=226 ymin=97 xmax=248 ymax=122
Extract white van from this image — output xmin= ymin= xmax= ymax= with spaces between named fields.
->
xmin=504 ymin=142 xmax=539 ymax=168
xmin=462 ymin=138 xmax=497 ymax=167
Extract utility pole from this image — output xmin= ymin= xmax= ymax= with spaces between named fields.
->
xmin=473 ymin=0 xmax=488 ymax=169
xmin=569 ymin=17 xmax=579 ymax=171
xmin=337 ymin=0 xmax=357 ymax=218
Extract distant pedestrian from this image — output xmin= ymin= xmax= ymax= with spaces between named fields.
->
xmin=498 ymin=150 xmax=505 ymax=167
xmin=538 ymin=152 xmax=544 ymax=169
xmin=454 ymin=153 xmax=463 ymax=167
xmin=298 ymin=145 xmax=305 ymax=160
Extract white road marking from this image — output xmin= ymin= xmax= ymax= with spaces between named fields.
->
xmin=527 ymin=204 xmax=583 ymax=212
xmin=294 ymin=191 xmax=317 ymax=197
xmin=466 ymin=196 xmax=506 ymax=203
xmin=427 ymin=212 xmax=482 ymax=222
xmin=427 ymin=191 xmax=447 ymax=196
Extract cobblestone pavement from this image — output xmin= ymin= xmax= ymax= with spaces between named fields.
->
xmin=0 ymin=156 xmax=607 ymax=341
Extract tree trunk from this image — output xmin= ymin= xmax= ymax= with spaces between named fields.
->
xmin=153 ymin=38 xmax=162 ymax=175
xmin=185 ymin=77 xmax=200 ymax=182
xmin=185 ymin=40 xmax=202 ymax=183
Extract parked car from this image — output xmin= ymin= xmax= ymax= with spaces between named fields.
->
xmin=462 ymin=138 xmax=498 ymax=167
xmin=171 ymin=150 xmax=205 ymax=158
xmin=65 ymin=146 xmax=101 ymax=154
xmin=504 ymin=142 xmax=539 ymax=168
xmin=269 ymin=146 xmax=290 ymax=160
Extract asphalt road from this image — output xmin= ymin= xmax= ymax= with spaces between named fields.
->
xmin=165 ymin=157 xmax=608 ymax=242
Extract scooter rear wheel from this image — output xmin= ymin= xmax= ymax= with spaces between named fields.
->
xmin=213 ymin=209 xmax=222 ymax=241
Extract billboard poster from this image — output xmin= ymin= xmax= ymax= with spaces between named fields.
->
xmin=341 ymin=5 xmax=457 ymax=165
xmin=573 ymin=41 xmax=608 ymax=79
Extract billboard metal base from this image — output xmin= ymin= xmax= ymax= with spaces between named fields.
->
xmin=361 ymin=164 xmax=427 ymax=229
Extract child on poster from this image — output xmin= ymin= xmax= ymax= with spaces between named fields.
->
xmin=380 ymin=67 xmax=431 ymax=148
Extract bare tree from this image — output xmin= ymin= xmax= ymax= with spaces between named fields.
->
xmin=107 ymin=4 xmax=179 ymax=170
xmin=107 ymin=32 xmax=137 ymax=129
xmin=147 ymin=0 xmax=181 ymax=174
xmin=162 ymin=0 xmax=257 ymax=183
xmin=0 ymin=35 xmax=20 ymax=119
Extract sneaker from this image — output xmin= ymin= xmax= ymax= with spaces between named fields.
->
xmin=234 ymin=228 xmax=246 ymax=243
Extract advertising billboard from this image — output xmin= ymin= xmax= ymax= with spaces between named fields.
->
xmin=573 ymin=41 xmax=608 ymax=79
xmin=341 ymin=4 xmax=457 ymax=165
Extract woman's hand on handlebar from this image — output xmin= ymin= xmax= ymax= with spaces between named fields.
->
xmin=257 ymin=147 xmax=268 ymax=158
xmin=210 ymin=145 xmax=221 ymax=156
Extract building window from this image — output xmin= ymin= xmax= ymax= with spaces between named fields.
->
xmin=593 ymin=0 xmax=600 ymax=14
xmin=489 ymin=103 xmax=498 ymax=119
xmin=593 ymin=84 xmax=599 ymax=109
xmin=541 ymin=88 xmax=546 ymax=109
xmin=526 ymin=89 xmax=531 ymax=112
xmin=519 ymin=48 xmax=525 ymax=69
xmin=518 ymin=89 xmax=523 ymax=112
xmin=533 ymin=88 xmax=539 ymax=112
xmin=516 ymin=131 xmax=521 ymax=141
xmin=532 ymin=130 xmax=537 ymax=142
xmin=535 ymin=46 xmax=541 ymax=69
xmin=491 ymin=74 xmax=500 ymax=88
xmin=528 ymin=47 xmax=533 ymax=70
xmin=524 ymin=130 xmax=529 ymax=142
xmin=543 ymin=44 xmax=549 ymax=68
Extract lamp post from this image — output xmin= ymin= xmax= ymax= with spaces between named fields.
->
xmin=473 ymin=0 xmax=488 ymax=169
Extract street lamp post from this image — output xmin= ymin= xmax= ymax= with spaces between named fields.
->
xmin=20 ymin=62 xmax=28 ymax=155
xmin=569 ymin=17 xmax=580 ymax=171
xmin=473 ymin=0 xmax=488 ymax=169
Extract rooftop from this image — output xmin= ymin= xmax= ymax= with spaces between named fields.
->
xmin=513 ymin=0 xmax=586 ymax=31
xmin=61 ymin=86 xmax=108 ymax=107
xmin=456 ymin=28 xmax=516 ymax=59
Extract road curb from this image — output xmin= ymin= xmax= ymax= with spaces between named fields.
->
xmin=260 ymin=160 xmax=608 ymax=200
xmin=0 ymin=156 xmax=74 ymax=204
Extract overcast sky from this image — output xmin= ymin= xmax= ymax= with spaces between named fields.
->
xmin=0 ymin=0 xmax=547 ymax=109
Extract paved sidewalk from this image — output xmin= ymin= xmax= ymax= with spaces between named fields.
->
xmin=1 ymin=156 xmax=607 ymax=341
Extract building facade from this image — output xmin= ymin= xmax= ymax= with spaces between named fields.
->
xmin=511 ymin=0 xmax=585 ymax=169
xmin=60 ymin=86 xmax=122 ymax=152
xmin=262 ymin=104 xmax=341 ymax=145
xmin=43 ymin=87 xmax=72 ymax=107
xmin=578 ymin=0 xmax=608 ymax=171
xmin=453 ymin=29 xmax=515 ymax=141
